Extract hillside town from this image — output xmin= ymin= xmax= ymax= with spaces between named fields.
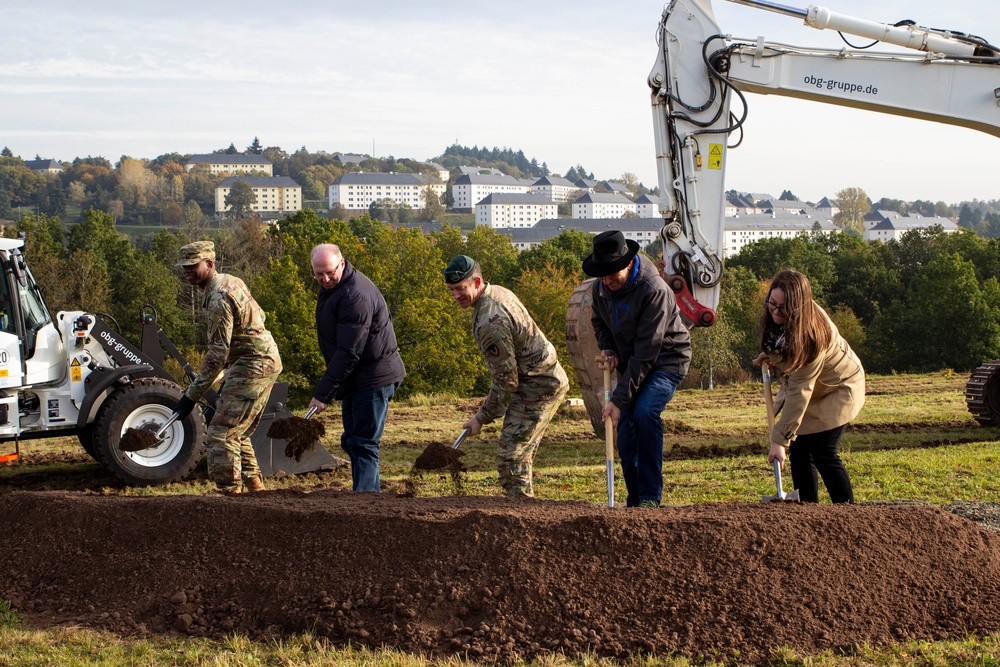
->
xmin=2 ymin=147 xmax=967 ymax=259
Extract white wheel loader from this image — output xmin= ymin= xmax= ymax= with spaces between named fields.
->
xmin=0 ymin=237 xmax=334 ymax=484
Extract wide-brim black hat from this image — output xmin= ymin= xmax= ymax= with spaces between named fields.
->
xmin=582 ymin=230 xmax=640 ymax=277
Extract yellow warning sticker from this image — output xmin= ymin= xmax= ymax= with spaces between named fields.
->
xmin=72 ymin=367 xmax=82 ymax=382
xmin=0 ymin=370 xmax=8 ymax=377
xmin=71 ymin=358 xmax=81 ymax=367
xmin=708 ymin=144 xmax=723 ymax=170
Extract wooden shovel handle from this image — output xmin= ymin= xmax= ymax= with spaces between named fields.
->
xmin=596 ymin=354 xmax=614 ymax=460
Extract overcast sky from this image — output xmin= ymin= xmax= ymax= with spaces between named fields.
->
xmin=3 ymin=0 xmax=999 ymax=204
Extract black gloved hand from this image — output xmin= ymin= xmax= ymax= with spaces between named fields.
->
xmin=174 ymin=395 xmax=196 ymax=420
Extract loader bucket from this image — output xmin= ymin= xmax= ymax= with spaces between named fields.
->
xmin=251 ymin=382 xmax=338 ymax=477
xmin=566 ymin=279 xmax=608 ymax=439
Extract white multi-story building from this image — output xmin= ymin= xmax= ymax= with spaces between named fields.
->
xmin=634 ymin=194 xmax=659 ymax=218
xmin=503 ymin=218 xmax=662 ymax=251
xmin=863 ymin=212 xmax=958 ymax=242
xmin=451 ymin=173 xmax=531 ymax=211
xmin=724 ymin=214 xmax=835 ymax=257
xmin=476 ymin=194 xmax=558 ymax=229
xmin=186 ymin=154 xmax=273 ymax=176
xmin=531 ymin=176 xmax=579 ymax=203
xmin=329 ymin=172 xmax=446 ymax=212
xmin=215 ymin=176 xmax=301 ymax=214
xmin=572 ymin=192 xmax=637 ymax=219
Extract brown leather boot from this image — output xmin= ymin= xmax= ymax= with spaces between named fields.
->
xmin=246 ymin=474 xmax=266 ymax=493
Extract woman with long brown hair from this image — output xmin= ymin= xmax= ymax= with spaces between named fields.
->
xmin=753 ymin=269 xmax=865 ymax=503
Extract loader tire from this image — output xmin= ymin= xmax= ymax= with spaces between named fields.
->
xmin=77 ymin=425 xmax=98 ymax=461
xmin=94 ymin=377 xmax=206 ymax=485
xmin=966 ymin=360 xmax=1000 ymax=426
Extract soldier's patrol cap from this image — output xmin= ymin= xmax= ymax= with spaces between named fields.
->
xmin=444 ymin=255 xmax=476 ymax=284
xmin=176 ymin=241 xmax=216 ymax=267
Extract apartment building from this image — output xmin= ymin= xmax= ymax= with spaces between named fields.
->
xmin=185 ymin=154 xmax=273 ymax=176
xmin=215 ymin=176 xmax=301 ymax=214
xmin=23 ymin=159 xmax=63 ymax=174
xmin=531 ymin=176 xmax=580 ymax=203
xmin=503 ymin=218 xmax=662 ymax=251
xmin=329 ymin=172 xmax=446 ymax=212
xmin=724 ymin=214 xmax=835 ymax=257
xmin=476 ymin=194 xmax=558 ymax=229
xmin=634 ymin=194 xmax=659 ymax=218
xmin=571 ymin=192 xmax=637 ymax=219
xmin=451 ymin=173 xmax=531 ymax=212
xmin=863 ymin=212 xmax=958 ymax=242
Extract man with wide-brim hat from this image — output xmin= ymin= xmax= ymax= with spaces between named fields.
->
xmin=175 ymin=240 xmax=283 ymax=495
xmin=583 ymin=230 xmax=692 ymax=508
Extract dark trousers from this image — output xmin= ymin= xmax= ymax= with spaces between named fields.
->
xmin=616 ymin=370 xmax=684 ymax=506
xmin=341 ymin=382 xmax=398 ymax=492
xmin=788 ymin=424 xmax=854 ymax=503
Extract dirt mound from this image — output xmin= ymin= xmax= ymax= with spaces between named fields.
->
xmin=1 ymin=490 xmax=1000 ymax=664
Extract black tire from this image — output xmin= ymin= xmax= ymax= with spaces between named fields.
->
xmin=94 ymin=377 xmax=207 ymax=485
xmin=966 ymin=360 xmax=1000 ymax=426
xmin=77 ymin=425 xmax=98 ymax=461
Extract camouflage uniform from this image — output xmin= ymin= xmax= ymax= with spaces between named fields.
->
xmin=186 ymin=272 xmax=282 ymax=492
xmin=472 ymin=284 xmax=568 ymax=498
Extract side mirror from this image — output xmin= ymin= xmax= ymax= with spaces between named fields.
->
xmin=10 ymin=254 xmax=27 ymax=288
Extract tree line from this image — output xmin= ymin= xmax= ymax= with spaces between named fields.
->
xmin=11 ymin=208 xmax=1000 ymax=410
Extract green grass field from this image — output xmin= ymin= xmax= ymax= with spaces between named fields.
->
xmin=1 ymin=370 xmax=999 ymax=665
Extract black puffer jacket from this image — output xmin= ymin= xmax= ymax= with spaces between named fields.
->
xmin=590 ymin=255 xmax=691 ymax=408
xmin=314 ymin=261 xmax=406 ymax=402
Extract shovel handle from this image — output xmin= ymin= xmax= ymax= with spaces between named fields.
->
xmin=452 ymin=428 xmax=470 ymax=449
xmin=597 ymin=354 xmax=615 ymax=508
xmin=154 ymin=411 xmax=182 ymax=440
xmin=772 ymin=458 xmax=785 ymax=497
xmin=762 ymin=361 xmax=776 ymax=432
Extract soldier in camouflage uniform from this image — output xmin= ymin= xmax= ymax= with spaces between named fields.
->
xmin=174 ymin=241 xmax=282 ymax=495
xmin=445 ymin=255 xmax=568 ymax=498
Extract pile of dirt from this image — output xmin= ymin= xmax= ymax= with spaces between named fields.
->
xmin=1 ymin=490 xmax=1000 ymax=665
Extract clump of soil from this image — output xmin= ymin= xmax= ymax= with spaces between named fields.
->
xmin=2 ymin=491 xmax=1000 ymax=666
xmin=410 ymin=443 xmax=467 ymax=495
xmin=413 ymin=442 xmax=466 ymax=472
xmin=266 ymin=417 xmax=326 ymax=462
xmin=118 ymin=428 xmax=160 ymax=452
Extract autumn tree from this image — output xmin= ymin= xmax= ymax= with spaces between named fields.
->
xmin=832 ymin=187 xmax=870 ymax=233
xmin=514 ymin=264 xmax=581 ymax=392
xmin=618 ymin=172 xmax=639 ymax=193
xmin=465 ymin=225 xmax=519 ymax=287
xmin=224 ymin=180 xmax=256 ymax=218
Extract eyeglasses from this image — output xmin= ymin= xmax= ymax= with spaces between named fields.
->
xmin=765 ymin=299 xmax=788 ymax=315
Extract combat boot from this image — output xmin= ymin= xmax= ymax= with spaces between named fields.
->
xmin=246 ymin=474 xmax=266 ymax=493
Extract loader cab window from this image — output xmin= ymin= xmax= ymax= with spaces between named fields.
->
xmin=10 ymin=254 xmax=53 ymax=359
xmin=0 ymin=276 xmax=13 ymax=333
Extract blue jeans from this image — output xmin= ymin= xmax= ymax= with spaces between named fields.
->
xmin=341 ymin=382 xmax=398 ymax=492
xmin=616 ymin=370 xmax=684 ymax=506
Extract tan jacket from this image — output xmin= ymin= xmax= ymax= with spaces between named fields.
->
xmin=768 ymin=310 xmax=865 ymax=445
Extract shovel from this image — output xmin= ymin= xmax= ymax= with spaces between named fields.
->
xmin=119 ymin=410 xmax=181 ymax=452
xmin=266 ymin=405 xmax=326 ymax=462
xmin=597 ymin=354 xmax=615 ymax=508
xmin=413 ymin=428 xmax=468 ymax=471
xmin=761 ymin=361 xmax=800 ymax=503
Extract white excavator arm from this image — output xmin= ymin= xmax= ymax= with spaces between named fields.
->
xmin=649 ymin=0 xmax=1000 ymax=326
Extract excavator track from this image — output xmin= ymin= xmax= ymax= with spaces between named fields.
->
xmin=965 ymin=360 xmax=1000 ymax=426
